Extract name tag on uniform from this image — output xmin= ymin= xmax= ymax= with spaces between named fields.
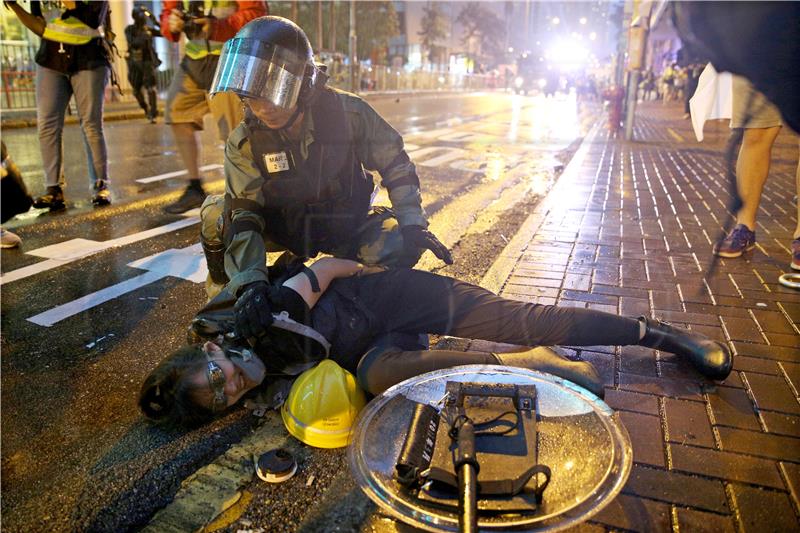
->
xmin=264 ymin=151 xmax=290 ymax=173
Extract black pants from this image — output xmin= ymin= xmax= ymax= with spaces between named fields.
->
xmin=348 ymin=270 xmax=641 ymax=393
xmin=127 ymin=61 xmax=158 ymax=119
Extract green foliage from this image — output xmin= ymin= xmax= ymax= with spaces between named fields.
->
xmin=456 ymin=2 xmax=506 ymax=66
xmin=418 ymin=3 xmax=448 ymax=64
xmin=268 ymin=1 xmax=399 ymax=62
xmin=1 ymin=7 xmax=28 ymax=41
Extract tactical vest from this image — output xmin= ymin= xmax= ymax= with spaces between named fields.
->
xmin=42 ymin=2 xmax=104 ymax=45
xmin=240 ymin=88 xmax=375 ymax=257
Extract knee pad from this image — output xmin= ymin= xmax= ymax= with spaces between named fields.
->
xmin=200 ymin=194 xmax=225 ymax=242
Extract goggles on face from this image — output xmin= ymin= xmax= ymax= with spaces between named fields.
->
xmin=210 ymin=37 xmax=310 ymax=110
xmin=205 ymin=356 xmax=227 ymax=413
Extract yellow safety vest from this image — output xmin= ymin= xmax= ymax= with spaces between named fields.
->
xmin=42 ymin=2 xmax=104 ymax=45
xmin=183 ymin=0 xmax=236 ymax=60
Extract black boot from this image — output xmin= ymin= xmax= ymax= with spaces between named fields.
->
xmin=164 ymin=182 xmax=206 ymax=214
xmin=147 ymin=88 xmax=158 ymax=123
xmin=33 ymin=185 xmax=66 ymax=211
xmin=495 ymin=347 xmax=605 ymax=398
xmin=638 ymin=317 xmax=733 ymax=380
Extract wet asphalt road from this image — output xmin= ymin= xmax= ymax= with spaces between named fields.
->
xmin=0 ymin=91 xmax=590 ymax=532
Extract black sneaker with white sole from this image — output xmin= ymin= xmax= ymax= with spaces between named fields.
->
xmin=92 ymin=180 xmax=112 ymax=206
xmin=33 ymin=185 xmax=66 ymax=211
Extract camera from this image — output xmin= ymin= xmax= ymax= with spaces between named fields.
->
xmin=180 ymin=1 xmax=206 ymax=39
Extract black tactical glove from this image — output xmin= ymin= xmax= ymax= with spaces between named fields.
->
xmin=234 ymin=281 xmax=274 ymax=344
xmin=402 ymin=225 xmax=454 ymax=265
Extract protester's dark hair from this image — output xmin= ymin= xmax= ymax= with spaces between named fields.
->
xmin=138 ymin=345 xmax=214 ymax=428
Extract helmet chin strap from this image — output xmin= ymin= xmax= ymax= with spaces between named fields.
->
xmin=276 ymin=105 xmax=303 ymax=131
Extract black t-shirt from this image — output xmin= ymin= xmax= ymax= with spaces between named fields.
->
xmin=32 ymin=0 xmax=110 ymax=73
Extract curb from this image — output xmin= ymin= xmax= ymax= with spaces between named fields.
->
xmin=0 ymin=89 xmax=498 ymax=130
xmin=479 ymin=122 xmax=600 ymax=294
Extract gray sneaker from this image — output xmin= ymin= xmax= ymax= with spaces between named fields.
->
xmin=713 ymin=224 xmax=756 ymax=258
xmin=1 ymin=227 xmax=21 ymax=248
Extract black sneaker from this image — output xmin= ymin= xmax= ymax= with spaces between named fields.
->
xmin=164 ymin=185 xmax=206 ymax=214
xmin=92 ymin=180 xmax=112 ymax=206
xmin=33 ymin=186 xmax=66 ymax=211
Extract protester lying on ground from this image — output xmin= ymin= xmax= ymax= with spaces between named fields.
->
xmin=139 ymin=257 xmax=733 ymax=428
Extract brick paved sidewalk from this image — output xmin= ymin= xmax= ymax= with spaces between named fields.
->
xmin=489 ymin=102 xmax=800 ymax=532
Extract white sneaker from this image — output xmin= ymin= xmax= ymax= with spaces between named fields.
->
xmin=1 ymin=228 xmax=21 ymax=248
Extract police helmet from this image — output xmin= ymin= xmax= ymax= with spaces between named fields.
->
xmin=210 ymin=16 xmax=326 ymax=110
xmin=132 ymin=5 xmax=148 ymax=23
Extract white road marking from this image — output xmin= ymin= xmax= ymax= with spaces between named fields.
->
xmin=0 ymin=210 xmax=200 ymax=286
xmin=127 ymin=243 xmax=207 ymax=283
xmin=438 ymin=131 xmax=474 ymax=141
xmin=135 ymin=163 xmax=223 ymax=184
xmin=27 ymin=244 xmax=207 ymax=327
xmin=418 ymin=148 xmax=470 ymax=167
xmin=27 ymin=270 xmax=167 ymax=327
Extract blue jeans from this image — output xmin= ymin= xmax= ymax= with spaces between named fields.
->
xmin=36 ymin=65 xmax=109 ymax=188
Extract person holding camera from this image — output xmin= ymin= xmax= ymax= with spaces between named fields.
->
xmin=160 ymin=0 xmax=267 ymax=214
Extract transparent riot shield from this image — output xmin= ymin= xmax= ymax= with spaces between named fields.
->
xmin=348 ymin=365 xmax=632 ymax=532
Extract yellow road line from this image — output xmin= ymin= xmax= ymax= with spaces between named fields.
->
xmin=667 ymin=128 xmax=685 ymax=142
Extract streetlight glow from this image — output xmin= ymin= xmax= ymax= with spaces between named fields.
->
xmin=551 ymin=17 xmax=560 ymax=25
xmin=589 ymin=31 xmax=597 ymax=41
xmin=579 ymin=17 xmax=587 ymax=25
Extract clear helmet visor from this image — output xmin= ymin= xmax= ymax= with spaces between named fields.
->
xmin=210 ymin=38 xmax=310 ymax=110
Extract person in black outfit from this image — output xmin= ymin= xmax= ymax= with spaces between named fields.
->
xmin=139 ymin=258 xmax=733 ymax=428
xmin=125 ymin=5 xmax=161 ymax=123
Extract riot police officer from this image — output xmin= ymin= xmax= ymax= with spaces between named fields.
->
xmin=125 ymin=5 xmax=161 ymax=123
xmin=202 ymin=16 xmax=451 ymax=339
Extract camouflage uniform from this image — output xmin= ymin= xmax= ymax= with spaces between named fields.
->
xmin=201 ymin=86 xmax=427 ymax=296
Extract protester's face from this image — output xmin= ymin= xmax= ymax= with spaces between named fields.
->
xmin=190 ymin=342 xmax=259 ymax=410
xmin=241 ymin=95 xmax=298 ymax=129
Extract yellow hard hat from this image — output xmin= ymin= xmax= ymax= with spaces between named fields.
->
xmin=281 ymin=359 xmax=367 ymax=449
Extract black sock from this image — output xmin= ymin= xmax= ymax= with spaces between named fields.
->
xmin=188 ymin=179 xmax=204 ymax=192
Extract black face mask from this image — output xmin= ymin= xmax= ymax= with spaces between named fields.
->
xmin=218 ymin=340 xmax=267 ymax=385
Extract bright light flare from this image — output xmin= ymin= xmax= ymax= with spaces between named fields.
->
xmin=546 ymin=39 xmax=589 ymax=71
xmin=514 ymin=76 xmax=524 ymax=88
